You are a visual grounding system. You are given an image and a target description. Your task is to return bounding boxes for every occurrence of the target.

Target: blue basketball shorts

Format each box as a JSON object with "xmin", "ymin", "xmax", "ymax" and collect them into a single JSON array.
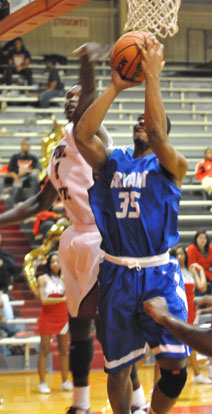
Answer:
[{"xmin": 98, "ymin": 256, "xmax": 190, "ymax": 373}]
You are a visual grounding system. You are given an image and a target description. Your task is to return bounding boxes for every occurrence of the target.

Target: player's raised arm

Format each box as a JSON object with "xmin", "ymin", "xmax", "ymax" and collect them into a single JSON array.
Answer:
[
  {"xmin": 139, "ymin": 37, "xmax": 188, "ymax": 186},
  {"xmin": 144, "ymin": 296, "xmax": 212, "ymax": 357},
  {"xmin": 74, "ymin": 71, "xmax": 137, "ymax": 171},
  {"xmin": 72, "ymin": 43, "xmax": 99, "ymax": 127}
]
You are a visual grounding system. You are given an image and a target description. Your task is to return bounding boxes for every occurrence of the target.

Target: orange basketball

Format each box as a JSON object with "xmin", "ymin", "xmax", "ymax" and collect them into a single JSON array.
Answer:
[{"xmin": 110, "ymin": 31, "xmax": 154, "ymax": 83}]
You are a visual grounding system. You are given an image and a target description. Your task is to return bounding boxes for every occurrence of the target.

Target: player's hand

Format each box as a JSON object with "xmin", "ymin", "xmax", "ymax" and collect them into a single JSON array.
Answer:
[
  {"xmin": 143, "ymin": 296, "xmax": 170, "ymax": 324},
  {"xmin": 72, "ymin": 42, "xmax": 111, "ymax": 61},
  {"xmin": 137, "ymin": 36, "xmax": 165, "ymax": 77},
  {"xmin": 195, "ymin": 295, "xmax": 212, "ymax": 315},
  {"xmin": 111, "ymin": 68, "xmax": 142, "ymax": 92}
]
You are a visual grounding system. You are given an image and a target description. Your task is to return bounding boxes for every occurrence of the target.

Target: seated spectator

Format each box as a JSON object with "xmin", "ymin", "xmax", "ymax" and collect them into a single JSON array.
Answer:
[
  {"xmin": 195, "ymin": 147, "xmax": 212, "ymax": 197},
  {"xmin": 33, "ymin": 209, "xmax": 64, "ymax": 240},
  {"xmin": 0, "ymin": 233, "xmax": 23, "ymax": 284},
  {"xmin": 187, "ymin": 230, "xmax": 212, "ymax": 291},
  {"xmin": 3, "ymin": 37, "xmax": 33, "ymax": 86},
  {"xmin": 38, "ymin": 56, "xmax": 64, "ymax": 108},
  {"xmin": 0, "ymin": 0, "xmax": 10, "ymax": 21},
  {"xmin": 7, "ymin": 139, "xmax": 41, "ymax": 205}
]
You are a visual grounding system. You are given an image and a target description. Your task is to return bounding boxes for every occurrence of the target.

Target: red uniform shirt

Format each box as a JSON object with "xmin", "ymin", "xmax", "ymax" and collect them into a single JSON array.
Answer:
[{"xmin": 195, "ymin": 159, "xmax": 212, "ymax": 180}]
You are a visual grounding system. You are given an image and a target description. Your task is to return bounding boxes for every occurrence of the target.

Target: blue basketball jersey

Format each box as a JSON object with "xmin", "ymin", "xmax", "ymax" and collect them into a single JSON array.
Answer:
[{"xmin": 88, "ymin": 147, "xmax": 181, "ymax": 257}]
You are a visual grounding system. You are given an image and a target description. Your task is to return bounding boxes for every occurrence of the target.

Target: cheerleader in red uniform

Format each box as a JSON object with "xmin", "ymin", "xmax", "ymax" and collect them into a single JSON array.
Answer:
[
  {"xmin": 37, "ymin": 251, "xmax": 73, "ymax": 393},
  {"xmin": 174, "ymin": 246, "xmax": 212, "ymax": 384}
]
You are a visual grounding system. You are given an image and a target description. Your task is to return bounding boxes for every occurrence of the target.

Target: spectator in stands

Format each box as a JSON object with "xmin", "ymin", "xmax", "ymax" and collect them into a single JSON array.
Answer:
[
  {"xmin": 187, "ymin": 230, "xmax": 212, "ymax": 290},
  {"xmin": 37, "ymin": 251, "xmax": 72, "ymax": 394},
  {"xmin": 0, "ymin": 271, "xmax": 19, "ymax": 340},
  {"xmin": 33, "ymin": 209, "xmax": 64, "ymax": 240},
  {"xmin": 8, "ymin": 139, "xmax": 41, "ymax": 205},
  {"xmin": 195, "ymin": 147, "xmax": 212, "ymax": 197},
  {"xmin": 3, "ymin": 37, "xmax": 33, "ymax": 86},
  {"xmin": 38, "ymin": 56, "xmax": 64, "ymax": 108},
  {"xmin": 0, "ymin": 233, "xmax": 23, "ymax": 284},
  {"xmin": 0, "ymin": 0, "xmax": 10, "ymax": 21}
]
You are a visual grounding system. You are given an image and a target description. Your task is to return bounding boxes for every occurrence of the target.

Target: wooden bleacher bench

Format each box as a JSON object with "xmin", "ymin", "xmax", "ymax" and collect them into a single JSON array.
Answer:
[
  {"xmin": 2, "ymin": 106, "xmax": 212, "ymax": 117},
  {"xmin": 182, "ymin": 184, "xmax": 203, "ymax": 190},
  {"xmin": 6, "ymin": 317, "xmax": 38, "ymax": 324},
  {"xmin": 1, "ymin": 116, "xmax": 212, "ymax": 131},
  {"xmin": 0, "ymin": 336, "xmax": 40, "ymax": 369},
  {"xmin": 180, "ymin": 200, "xmax": 212, "ymax": 207},
  {"xmin": 179, "ymin": 230, "xmax": 212, "ymax": 238},
  {"xmin": 179, "ymin": 214, "xmax": 212, "ymax": 222}
]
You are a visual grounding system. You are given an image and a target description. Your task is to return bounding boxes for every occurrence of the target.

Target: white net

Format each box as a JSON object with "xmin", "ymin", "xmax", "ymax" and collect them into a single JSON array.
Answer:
[{"xmin": 124, "ymin": 0, "xmax": 181, "ymax": 38}]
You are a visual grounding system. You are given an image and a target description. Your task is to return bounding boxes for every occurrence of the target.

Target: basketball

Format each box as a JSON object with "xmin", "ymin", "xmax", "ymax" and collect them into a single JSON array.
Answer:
[{"xmin": 110, "ymin": 31, "xmax": 154, "ymax": 83}]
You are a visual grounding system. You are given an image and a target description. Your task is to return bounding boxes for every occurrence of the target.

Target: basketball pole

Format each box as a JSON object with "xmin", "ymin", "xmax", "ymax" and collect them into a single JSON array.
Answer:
[{"xmin": 118, "ymin": 0, "xmax": 128, "ymax": 36}]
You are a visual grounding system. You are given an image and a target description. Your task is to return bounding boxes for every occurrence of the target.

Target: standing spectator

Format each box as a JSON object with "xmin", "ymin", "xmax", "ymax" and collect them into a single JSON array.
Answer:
[
  {"xmin": 8, "ymin": 139, "xmax": 41, "ymax": 205},
  {"xmin": 39, "ymin": 56, "xmax": 64, "ymax": 108},
  {"xmin": 3, "ymin": 37, "xmax": 33, "ymax": 86},
  {"xmin": 187, "ymin": 230, "xmax": 212, "ymax": 288},
  {"xmin": 37, "ymin": 251, "xmax": 73, "ymax": 394},
  {"xmin": 195, "ymin": 147, "xmax": 212, "ymax": 197}
]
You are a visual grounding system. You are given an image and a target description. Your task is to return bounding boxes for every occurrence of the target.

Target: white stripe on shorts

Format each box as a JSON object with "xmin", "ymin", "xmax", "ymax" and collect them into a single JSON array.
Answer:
[
  {"xmin": 152, "ymin": 343, "xmax": 189, "ymax": 356},
  {"xmin": 104, "ymin": 346, "xmax": 146, "ymax": 370}
]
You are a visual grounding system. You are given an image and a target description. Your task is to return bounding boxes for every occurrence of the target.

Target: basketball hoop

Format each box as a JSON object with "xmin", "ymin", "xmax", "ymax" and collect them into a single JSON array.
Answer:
[{"xmin": 124, "ymin": 0, "xmax": 181, "ymax": 38}]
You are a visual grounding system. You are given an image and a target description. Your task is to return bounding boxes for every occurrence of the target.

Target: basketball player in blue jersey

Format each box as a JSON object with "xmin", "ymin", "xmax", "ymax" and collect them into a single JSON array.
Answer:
[{"xmin": 74, "ymin": 37, "xmax": 189, "ymax": 414}]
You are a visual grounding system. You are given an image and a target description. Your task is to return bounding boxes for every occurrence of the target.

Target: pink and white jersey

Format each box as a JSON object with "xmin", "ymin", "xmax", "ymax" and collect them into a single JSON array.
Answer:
[
  {"xmin": 47, "ymin": 122, "xmax": 104, "ymax": 316},
  {"xmin": 48, "ymin": 122, "xmax": 96, "ymax": 227}
]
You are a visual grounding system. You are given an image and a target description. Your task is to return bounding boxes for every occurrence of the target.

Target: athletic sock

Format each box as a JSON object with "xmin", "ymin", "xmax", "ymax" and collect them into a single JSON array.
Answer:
[
  {"xmin": 132, "ymin": 384, "xmax": 146, "ymax": 407},
  {"xmin": 73, "ymin": 386, "xmax": 90, "ymax": 410}
]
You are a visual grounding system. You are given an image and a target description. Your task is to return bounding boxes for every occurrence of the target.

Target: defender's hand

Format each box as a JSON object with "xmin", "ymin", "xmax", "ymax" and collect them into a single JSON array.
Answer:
[
  {"xmin": 143, "ymin": 296, "xmax": 170, "ymax": 324},
  {"xmin": 72, "ymin": 42, "xmax": 110, "ymax": 61}
]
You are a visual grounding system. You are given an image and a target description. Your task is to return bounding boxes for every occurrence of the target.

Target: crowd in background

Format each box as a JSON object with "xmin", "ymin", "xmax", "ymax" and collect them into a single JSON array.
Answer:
[{"xmin": 0, "ymin": 37, "xmax": 65, "ymax": 109}]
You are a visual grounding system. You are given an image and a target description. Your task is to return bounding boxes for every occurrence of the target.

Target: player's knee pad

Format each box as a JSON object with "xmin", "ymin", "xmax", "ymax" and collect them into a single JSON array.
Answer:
[
  {"xmin": 69, "ymin": 336, "xmax": 94, "ymax": 378},
  {"xmin": 158, "ymin": 367, "xmax": 187, "ymax": 399}
]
